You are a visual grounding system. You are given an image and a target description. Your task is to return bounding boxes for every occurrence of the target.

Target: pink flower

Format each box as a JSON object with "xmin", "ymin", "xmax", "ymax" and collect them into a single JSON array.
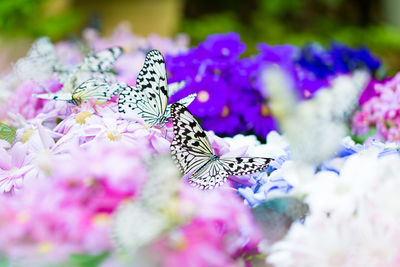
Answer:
[
  {"xmin": 0, "ymin": 79, "xmax": 63, "ymax": 121},
  {"xmin": 0, "ymin": 139, "xmax": 152, "ymax": 263},
  {"xmin": 151, "ymin": 186, "xmax": 262, "ymax": 267},
  {"xmin": 0, "ymin": 142, "xmax": 33, "ymax": 193},
  {"xmin": 353, "ymin": 72, "xmax": 400, "ymax": 141}
]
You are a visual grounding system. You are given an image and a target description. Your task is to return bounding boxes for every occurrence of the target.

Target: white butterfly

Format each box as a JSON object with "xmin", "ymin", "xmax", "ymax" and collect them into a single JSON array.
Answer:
[
  {"xmin": 78, "ymin": 46, "xmax": 124, "ymax": 73},
  {"xmin": 170, "ymin": 103, "xmax": 273, "ymax": 189},
  {"xmin": 34, "ymin": 78, "xmax": 126, "ymax": 105},
  {"xmin": 118, "ymin": 49, "xmax": 196, "ymax": 126},
  {"xmin": 15, "ymin": 37, "xmax": 65, "ymax": 82},
  {"xmin": 16, "ymin": 37, "xmax": 124, "ymax": 105}
]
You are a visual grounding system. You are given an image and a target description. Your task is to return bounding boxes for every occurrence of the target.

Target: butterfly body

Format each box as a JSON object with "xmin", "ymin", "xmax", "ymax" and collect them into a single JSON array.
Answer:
[
  {"xmin": 118, "ymin": 49, "xmax": 196, "ymax": 127},
  {"xmin": 171, "ymin": 103, "xmax": 272, "ymax": 189}
]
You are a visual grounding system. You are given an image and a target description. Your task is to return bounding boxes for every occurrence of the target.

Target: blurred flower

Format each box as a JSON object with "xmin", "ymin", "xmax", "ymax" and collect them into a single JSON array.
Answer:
[
  {"xmin": 0, "ymin": 142, "xmax": 32, "ymax": 193},
  {"xmin": 353, "ymin": 72, "xmax": 400, "ymax": 141},
  {"xmin": 267, "ymin": 144, "xmax": 400, "ymax": 267},
  {"xmin": 264, "ymin": 65, "xmax": 369, "ymax": 164},
  {"xmin": 113, "ymin": 155, "xmax": 180, "ymax": 253},
  {"xmin": 152, "ymin": 187, "xmax": 263, "ymax": 267},
  {"xmin": 0, "ymin": 26, "xmax": 392, "ymax": 266},
  {"xmin": 297, "ymin": 42, "xmax": 381, "ymax": 79}
]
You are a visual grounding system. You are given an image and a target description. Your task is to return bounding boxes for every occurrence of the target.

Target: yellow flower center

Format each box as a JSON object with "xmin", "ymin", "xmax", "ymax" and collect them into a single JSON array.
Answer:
[
  {"xmin": 83, "ymin": 178, "xmax": 96, "ymax": 187},
  {"xmin": 197, "ymin": 90, "xmax": 210, "ymax": 103},
  {"xmin": 304, "ymin": 90, "xmax": 311, "ymax": 98},
  {"xmin": 161, "ymin": 197, "xmax": 180, "ymax": 221},
  {"xmin": 221, "ymin": 105, "xmax": 230, "ymax": 118},
  {"xmin": 21, "ymin": 128, "xmax": 34, "ymax": 143},
  {"xmin": 92, "ymin": 213, "xmax": 111, "ymax": 226},
  {"xmin": 169, "ymin": 231, "xmax": 186, "ymax": 251},
  {"xmin": 75, "ymin": 111, "xmax": 92, "ymax": 124},
  {"xmin": 261, "ymin": 104, "xmax": 270, "ymax": 117},
  {"xmin": 37, "ymin": 242, "xmax": 54, "ymax": 254},
  {"xmin": 16, "ymin": 211, "xmax": 30, "ymax": 223},
  {"xmin": 107, "ymin": 129, "xmax": 122, "ymax": 141}
]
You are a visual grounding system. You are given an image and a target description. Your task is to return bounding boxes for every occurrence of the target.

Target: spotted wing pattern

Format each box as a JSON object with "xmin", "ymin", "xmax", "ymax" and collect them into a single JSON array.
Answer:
[
  {"xmin": 164, "ymin": 93, "xmax": 197, "ymax": 119},
  {"xmin": 219, "ymin": 157, "xmax": 273, "ymax": 176},
  {"xmin": 118, "ymin": 84, "xmax": 168, "ymax": 126},
  {"xmin": 118, "ymin": 50, "xmax": 193, "ymax": 126},
  {"xmin": 170, "ymin": 103, "xmax": 272, "ymax": 189},
  {"xmin": 79, "ymin": 47, "xmax": 123, "ymax": 73},
  {"xmin": 34, "ymin": 78, "xmax": 122, "ymax": 105},
  {"xmin": 71, "ymin": 78, "xmax": 122, "ymax": 105}
]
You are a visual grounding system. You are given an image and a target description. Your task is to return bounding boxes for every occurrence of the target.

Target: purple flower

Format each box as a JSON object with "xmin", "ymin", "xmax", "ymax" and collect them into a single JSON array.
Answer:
[
  {"xmin": 358, "ymin": 78, "xmax": 386, "ymax": 105},
  {"xmin": 297, "ymin": 42, "xmax": 381, "ymax": 77},
  {"xmin": 172, "ymin": 77, "xmax": 230, "ymax": 117},
  {"xmin": 242, "ymin": 100, "xmax": 279, "ymax": 139},
  {"xmin": 297, "ymin": 43, "xmax": 334, "ymax": 79},
  {"xmin": 196, "ymin": 32, "xmax": 246, "ymax": 61},
  {"xmin": 256, "ymin": 43, "xmax": 298, "ymax": 79},
  {"xmin": 330, "ymin": 42, "xmax": 381, "ymax": 73}
]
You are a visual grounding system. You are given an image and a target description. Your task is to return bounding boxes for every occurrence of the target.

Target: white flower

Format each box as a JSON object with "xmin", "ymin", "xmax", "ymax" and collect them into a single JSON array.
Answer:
[
  {"xmin": 267, "ymin": 145, "xmax": 400, "ymax": 267},
  {"xmin": 262, "ymin": 66, "xmax": 369, "ymax": 164}
]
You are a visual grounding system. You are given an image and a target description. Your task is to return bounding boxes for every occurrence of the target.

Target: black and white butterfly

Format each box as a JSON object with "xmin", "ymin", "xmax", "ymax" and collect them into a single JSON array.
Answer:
[
  {"xmin": 34, "ymin": 78, "xmax": 126, "ymax": 105},
  {"xmin": 78, "ymin": 46, "xmax": 123, "ymax": 73},
  {"xmin": 171, "ymin": 103, "xmax": 273, "ymax": 189},
  {"xmin": 17, "ymin": 37, "xmax": 124, "ymax": 105},
  {"xmin": 15, "ymin": 37, "xmax": 65, "ymax": 82},
  {"xmin": 118, "ymin": 50, "xmax": 196, "ymax": 127}
]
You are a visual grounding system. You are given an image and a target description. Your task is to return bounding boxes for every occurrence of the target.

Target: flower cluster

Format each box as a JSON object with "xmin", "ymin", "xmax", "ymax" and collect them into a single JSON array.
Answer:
[
  {"xmin": 0, "ymin": 27, "xmax": 286, "ymax": 266},
  {"xmin": 353, "ymin": 73, "xmax": 400, "ymax": 142},
  {"xmin": 266, "ymin": 141, "xmax": 400, "ymax": 267},
  {"xmin": 165, "ymin": 34, "xmax": 380, "ymax": 139},
  {"xmin": 0, "ymin": 24, "xmax": 394, "ymax": 267}
]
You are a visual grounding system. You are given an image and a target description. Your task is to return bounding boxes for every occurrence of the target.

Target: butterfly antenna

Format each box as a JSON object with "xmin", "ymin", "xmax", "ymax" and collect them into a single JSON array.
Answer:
[{"xmin": 32, "ymin": 79, "xmax": 51, "ymax": 94}]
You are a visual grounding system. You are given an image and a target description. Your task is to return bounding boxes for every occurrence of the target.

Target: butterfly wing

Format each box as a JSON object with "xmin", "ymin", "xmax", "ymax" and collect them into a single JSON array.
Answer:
[
  {"xmin": 34, "ymin": 92, "xmax": 73, "ymax": 101},
  {"xmin": 28, "ymin": 37, "xmax": 57, "ymax": 61},
  {"xmin": 189, "ymin": 157, "xmax": 272, "ymax": 189},
  {"xmin": 79, "ymin": 47, "xmax": 123, "ymax": 73},
  {"xmin": 164, "ymin": 93, "xmax": 197, "ymax": 118},
  {"xmin": 168, "ymin": 81, "xmax": 186, "ymax": 96},
  {"xmin": 170, "ymin": 103, "xmax": 214, "ymax": 175},
  {"xmin": 189, "ymin": 159, "xmax": 230, "ymax": 189},
  {"xmin": 15, "ymin": 37, "xmax": 61, "ymax": 81},
  {"xmin": 72, "ymin": 78, "xmax": 120, "ymax": 104},
  {"xmin": 218, "ymin": 157, "xmax": 272, "ymax": 176},
  {"xmin": 135, "ymin": 50, "xmax": 169, "ymax": 115},
  {"xmin": 171, "ymin": 103, "xmax": 273, "ymax": 189},
  {"xmin": 118, "ymin": 50, "xmax": 170, "ymax": 126}
]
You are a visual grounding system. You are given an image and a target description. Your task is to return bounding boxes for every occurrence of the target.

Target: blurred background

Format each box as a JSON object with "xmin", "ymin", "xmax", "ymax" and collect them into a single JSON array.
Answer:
[{"xmin": 1, "ymin": 0, "xmax": 400, "ymax": 74}]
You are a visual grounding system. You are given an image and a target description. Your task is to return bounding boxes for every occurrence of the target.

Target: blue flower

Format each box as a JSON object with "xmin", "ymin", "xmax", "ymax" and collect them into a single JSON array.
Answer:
[
  {"xmin": 238, "ymin": 171, "xmax": 293, "ymax": 207},
  {"xmin": 298, "ymin": 42, "xmax": 381, "ymax": 78}
]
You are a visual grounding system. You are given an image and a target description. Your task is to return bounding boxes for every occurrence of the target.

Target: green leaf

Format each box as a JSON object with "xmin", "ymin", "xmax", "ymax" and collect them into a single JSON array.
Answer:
[
  {"xmin": 351, "ymin": 127, "xmax": 377, "ymax": 144},
  {"xmin": 0, "ymin": 122, "xmax": 16, "ymax": 144},
  {"xmin": 69, "ymin": 252, "xmax": 109, "ymax": 267},
  {"xmin": 0, "ymin": 257, "xmax": 9, "ymax": 267}
]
